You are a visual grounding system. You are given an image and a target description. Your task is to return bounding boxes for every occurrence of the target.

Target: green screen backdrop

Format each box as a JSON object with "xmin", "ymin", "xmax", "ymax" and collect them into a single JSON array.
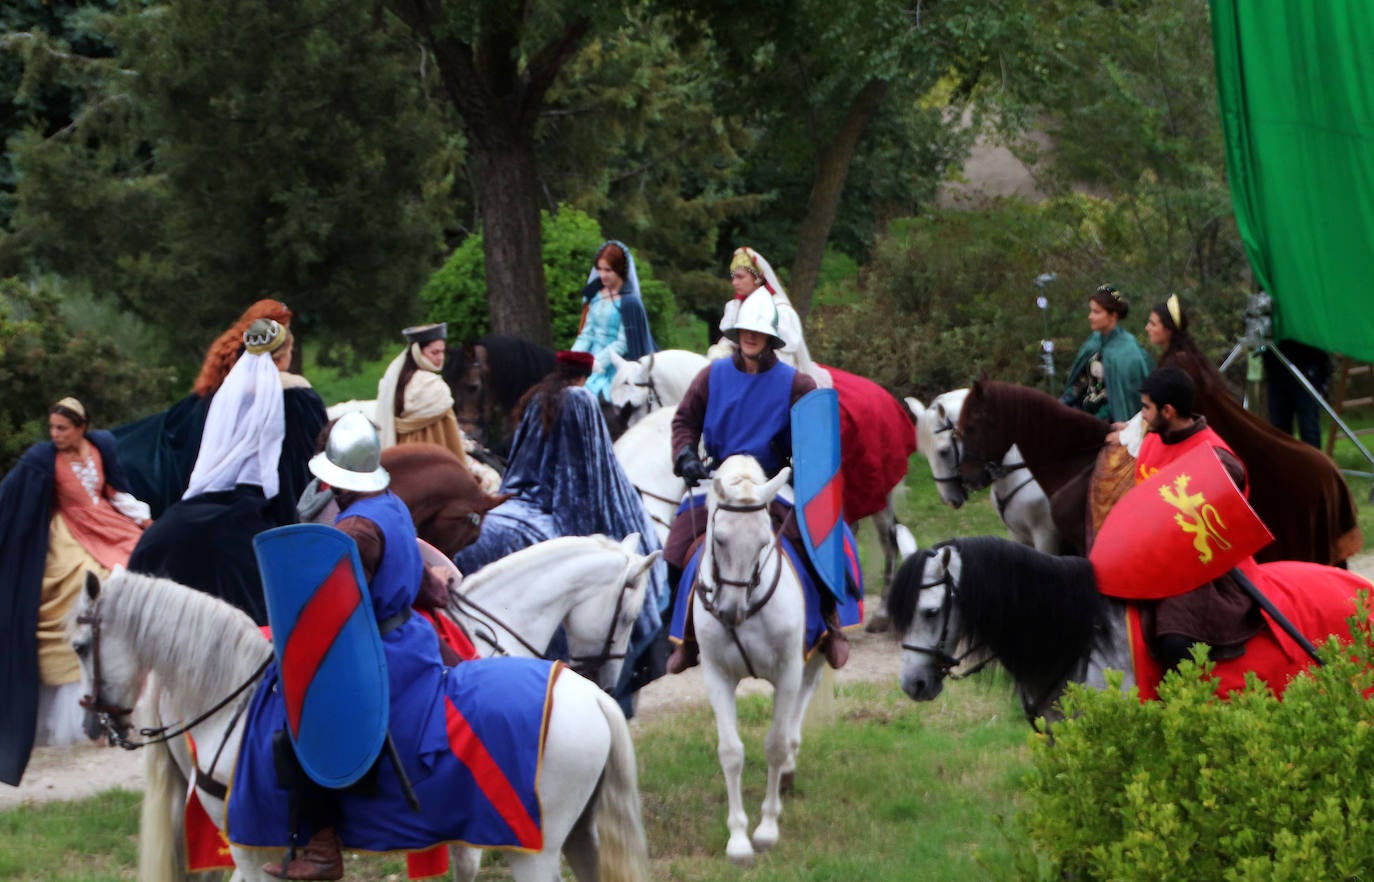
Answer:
[{"xmin": 1211, "ymin": 0, "xmax": 1374, "ymax": 361}]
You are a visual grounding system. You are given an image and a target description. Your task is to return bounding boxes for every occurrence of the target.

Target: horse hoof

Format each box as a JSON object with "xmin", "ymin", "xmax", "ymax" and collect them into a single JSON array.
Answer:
[
  {"xmin": 865, "ymin": 614, "xmax": 890, "ymax": 633},
  {"xmin": 752, "ymin": 826, "xmax": 779, "ymax": 853},
  {"xmin": 779, "ymin": 770, "xmax": 795, "ymax": 794},
  {"xmin": 726, "ymin": 840, "xmax": 755, "ymax": 866}
]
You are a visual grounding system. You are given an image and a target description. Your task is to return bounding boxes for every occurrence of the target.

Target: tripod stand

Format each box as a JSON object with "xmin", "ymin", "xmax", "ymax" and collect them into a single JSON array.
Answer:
[{"xmin": 1219, "ymin": 338, "xmax": 1374, "ymax": 484}]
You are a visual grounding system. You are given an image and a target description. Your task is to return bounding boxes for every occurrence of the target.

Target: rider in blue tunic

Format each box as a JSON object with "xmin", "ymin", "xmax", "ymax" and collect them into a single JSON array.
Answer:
[
  {"xmin": 570, "ymin": 240, "xmax": 655, "ymax": 401},
  {"xmin": 663, "ymin": 289, "xmax": 851, "ymax": 674},
  {"xmin": 233, "ymin": 413, "xmax": 557, "ymax": 880}
]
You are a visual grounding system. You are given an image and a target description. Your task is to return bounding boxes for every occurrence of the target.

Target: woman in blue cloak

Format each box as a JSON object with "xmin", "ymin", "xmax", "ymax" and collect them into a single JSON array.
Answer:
[{"xmin": 570, "ymin": 240, "xmax": 656, "ymax": 401}]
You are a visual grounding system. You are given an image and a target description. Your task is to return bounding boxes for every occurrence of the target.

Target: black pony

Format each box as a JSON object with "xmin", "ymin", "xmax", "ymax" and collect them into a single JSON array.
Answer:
[{"xmin": 888, "ymin": 536, "xmax": 1114, "ymax": 721}]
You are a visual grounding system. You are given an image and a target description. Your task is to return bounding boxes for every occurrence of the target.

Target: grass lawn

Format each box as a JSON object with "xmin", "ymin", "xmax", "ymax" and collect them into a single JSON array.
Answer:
[{"xmin": 0, "ymin": 681, "xmax": 1034, "ymax": 882}]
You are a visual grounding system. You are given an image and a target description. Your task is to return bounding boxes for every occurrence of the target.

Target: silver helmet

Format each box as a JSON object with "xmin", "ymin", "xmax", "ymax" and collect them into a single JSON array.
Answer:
[
  {"xmin": 308, "ymin": 411, "xmax": 390, "ymax": 492},
  {"xmin": 725, "ymin": 289, "xmax": 785, "ymax": 349}
]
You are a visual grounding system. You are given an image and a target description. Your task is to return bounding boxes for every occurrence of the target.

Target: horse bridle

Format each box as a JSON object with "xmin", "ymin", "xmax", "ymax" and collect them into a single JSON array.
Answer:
[
  {"xmin": 695, "ymin": 500, "xmax": 789, "ymax": 678},
  {"xmin": 929, "ymin": 416, "xmax": 967, "ymax": 491},
  {"xmin": 76, "ymin": 600, "xmax": 269, "ymax": 752},
  {"xmin": 897, "ymin": 564, "xmax": 990, "ymax": 681},
  {"xmin": 448, "ymin": 567, "xmax": 644, "ymax": 686},
  {"xmin": 932, "ymin": 416, "xmax": 1030, "ymax": 511},
  {"xmin": 628, "ymin": 352, "xmax": 663, "ymax": 413}
]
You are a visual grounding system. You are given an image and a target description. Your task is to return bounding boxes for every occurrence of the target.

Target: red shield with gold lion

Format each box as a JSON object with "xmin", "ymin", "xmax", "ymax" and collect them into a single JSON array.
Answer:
[{"xmin": 1091, "ymin": 444, "xmax": 1273, "ymax": 599}]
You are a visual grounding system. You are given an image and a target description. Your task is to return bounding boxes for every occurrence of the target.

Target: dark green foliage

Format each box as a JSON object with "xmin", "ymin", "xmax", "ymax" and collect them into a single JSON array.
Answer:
[
  {"xmin": 1015, "ymin": 611, "xmax": 1374, "ymax": 880},
  {"xmin": 9, "ymin": 0, "xmax": 453, "ymax": 368},
  {"xmin": 419, "ymin": 206, "xmax": 677, "ymax": 348},
  {"xmin": 0, "ymin": 276, "xmax": 176, "ymax": 473},
  {"xmin": 811, "ymin": 195, "xmax": 1250, "ymax": 402}
]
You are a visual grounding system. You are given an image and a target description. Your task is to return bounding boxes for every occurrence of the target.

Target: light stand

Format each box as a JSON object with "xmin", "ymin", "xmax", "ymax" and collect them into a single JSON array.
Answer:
[
  {"xmin": 1218, "ymin": 292, "xmax": 1374, "ymax": 482},
  {"xmin": 1034, "ymin": 273, "xmax": 1057, "ymax": 393}
]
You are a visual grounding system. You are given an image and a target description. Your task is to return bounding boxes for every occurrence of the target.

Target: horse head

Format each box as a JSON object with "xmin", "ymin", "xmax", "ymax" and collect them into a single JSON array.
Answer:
[
  {"xmin": 445, "ymin": 341, "xmax": 488, "ymax": 444},
  {"xmin": 890, "ymin": 543, "xmax": 964, "ymax": 702},
  {"xmin": 71, "ymin": 570, "xmax": 139, "ymax": 744},
  {"xmin": 605, "ymin": 350, "xmax": 656, "ymax": 436},
  {"xmin": 563, "ymin": 533, "xmax": 662, "ymax": 692},
  {"xmin": 700, "ymin": 456, "xmax": 791, "ymax": 627},
  {"xmin": 911, "ymin": 390, "xmax": 971, "ymax": 508},
  {"xmin": 955, "ymin": 381, "xmax": 1013, "ymax": 491}
]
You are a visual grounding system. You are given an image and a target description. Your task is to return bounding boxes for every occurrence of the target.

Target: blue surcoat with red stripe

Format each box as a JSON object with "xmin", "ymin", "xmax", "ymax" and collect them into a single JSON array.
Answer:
[{"xmin": 228, "ymin": 492, "xmax": 556, "ymax": 853}]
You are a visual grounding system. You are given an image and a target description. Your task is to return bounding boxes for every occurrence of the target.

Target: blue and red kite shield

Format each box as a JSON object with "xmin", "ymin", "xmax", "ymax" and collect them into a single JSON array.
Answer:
[
  {"xmin": 254, "ymin": 524, "xmax": 388, "ymax": 789},
  {"xmin": 1091, "ymin": 444, "xmax": 1273, "ymax": 600},
  {"xmin": 791, "ymin": 389, "xmax": 847, "ymax": 601}
]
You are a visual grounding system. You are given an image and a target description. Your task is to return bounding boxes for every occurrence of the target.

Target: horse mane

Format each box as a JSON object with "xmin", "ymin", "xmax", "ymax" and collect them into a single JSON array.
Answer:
[
  {"xmin": 458, "ymin": 534, "xmax": 624, "ymax": 596},
  {"xmin": 478, "ymin": 334, "xmax": 557, "ymax": 410},
  {"xmin": 101, "ymin": 569, "xmax": 271, "ymax": 701},
  {"xmin": 889, "ymin": 537, "xmax": 1106, "ymax": 699}
]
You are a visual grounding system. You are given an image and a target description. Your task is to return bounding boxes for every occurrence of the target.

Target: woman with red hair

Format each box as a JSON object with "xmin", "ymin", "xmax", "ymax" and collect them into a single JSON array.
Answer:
[{"xmin": 112, "ymin": 299, "xmax": 326, "ymax": 521}]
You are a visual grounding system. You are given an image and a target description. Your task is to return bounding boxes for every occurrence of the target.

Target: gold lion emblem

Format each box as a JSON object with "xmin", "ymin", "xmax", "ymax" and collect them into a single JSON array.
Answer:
[{"xmin": 1159, "ymin": 473, "xmax": 1232, "ymax": 564}]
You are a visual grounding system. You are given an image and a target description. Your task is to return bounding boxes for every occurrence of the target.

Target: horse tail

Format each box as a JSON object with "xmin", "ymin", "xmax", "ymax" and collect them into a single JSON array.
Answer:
[
  {"xmin": 591, "ymin": 688, "xmax": 650, "ymax": 882},
  {"xmin": 138, "ymin": 679, "xmax": 190, "ymax": 882}
]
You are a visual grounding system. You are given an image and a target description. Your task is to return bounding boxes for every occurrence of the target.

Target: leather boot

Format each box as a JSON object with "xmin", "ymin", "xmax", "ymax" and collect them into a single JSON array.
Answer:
[
  {"xmin": 666, "ymin": 640, "xmax": 699, "ymax": 674},
  {"xmin": 264, "ymin": 827, "xmax": 344, "ymax": 881},
  {"xmin": 822, "ymin": 611, "xmax": 850, "ymax": 670}
]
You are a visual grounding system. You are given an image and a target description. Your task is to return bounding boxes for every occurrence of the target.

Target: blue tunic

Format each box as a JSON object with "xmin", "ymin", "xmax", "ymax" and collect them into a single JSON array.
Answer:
[{"xmin": 702, "ymin": 358, "xmax": 796, "ymax": 474}]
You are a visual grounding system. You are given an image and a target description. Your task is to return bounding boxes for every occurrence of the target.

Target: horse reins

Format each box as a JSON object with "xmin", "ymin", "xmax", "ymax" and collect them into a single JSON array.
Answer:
[
  {"xmin": 77, "ymin": 603, "xmax": 271, "ymax": 752},
  {"xmin": 448, "ymin": 570, "xmax": 641, "ymax": 684}
]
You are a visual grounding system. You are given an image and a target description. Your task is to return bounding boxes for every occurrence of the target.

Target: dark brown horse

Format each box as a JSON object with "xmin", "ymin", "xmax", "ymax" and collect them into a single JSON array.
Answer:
[
  {"xmin": 312, "ymin": 443, "xmax": 508, "ymax": 558},
  {"xmin": 956, "ymin": 380, "xmax": 1110, "ymax": 554}
]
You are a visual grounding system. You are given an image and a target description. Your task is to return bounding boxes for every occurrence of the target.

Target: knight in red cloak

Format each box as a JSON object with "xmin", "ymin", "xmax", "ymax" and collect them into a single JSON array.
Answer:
[{"xmin": 1133, "ymin": 367, "xmax": 1265, "ymax": 669}]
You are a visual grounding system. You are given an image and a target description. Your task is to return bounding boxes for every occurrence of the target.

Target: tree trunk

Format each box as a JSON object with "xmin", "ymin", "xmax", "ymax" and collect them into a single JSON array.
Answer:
[
  {"xmin": 469, "ymin": 126, "xmax": 552, "ymax": 345},
  {"xmin": 382, "ymin": 1, "xmax": 588, "ymax": 347},
  {"xmin": 789, "ymin": 78, "xmax": 888, "ymax": 318}
]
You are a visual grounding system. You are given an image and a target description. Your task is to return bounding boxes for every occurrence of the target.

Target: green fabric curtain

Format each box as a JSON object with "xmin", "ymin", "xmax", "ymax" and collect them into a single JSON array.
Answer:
[{"xmin": 1211, "ymin": 1, "xmax": 1374, "ymax": 361}]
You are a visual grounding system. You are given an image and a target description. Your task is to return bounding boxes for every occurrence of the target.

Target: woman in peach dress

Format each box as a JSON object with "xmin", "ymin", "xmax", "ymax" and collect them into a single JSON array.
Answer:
[{"xmin": 0, "ymin": 397, "xmax": 149, "ymax": 785}]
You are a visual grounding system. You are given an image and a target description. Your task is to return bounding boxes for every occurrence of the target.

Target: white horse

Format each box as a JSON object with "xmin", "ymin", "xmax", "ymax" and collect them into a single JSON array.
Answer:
[
  {"xmin": 907, "ymin": 390, "xmax": 1060, "ymax": 553},
  {"xmin": 694, "ymin": 455, "xmax": 827, "ymax": 865},
  {"xmin": 612, "ymin": 406, "xmax": 685, "ymax": 546},
  {"xmin": 448, "ymin": 533, "xmax": 662, "ymax": 691},
  {"xmin": 74, "ymin": 569, "xmax": 650, "ymax": 882},
  {"xmin": 606, "ymin": 349, "xmax": 709, "ymax": 431},
  {"xmin": 138, "ymin": 533, "xmax": 658, "ymax": 882}
]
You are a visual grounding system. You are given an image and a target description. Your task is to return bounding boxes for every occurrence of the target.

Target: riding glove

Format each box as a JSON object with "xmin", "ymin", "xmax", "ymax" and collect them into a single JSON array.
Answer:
[{"xmin": 674, "ymin": 446, "xmax": 710, "ymax": 486}]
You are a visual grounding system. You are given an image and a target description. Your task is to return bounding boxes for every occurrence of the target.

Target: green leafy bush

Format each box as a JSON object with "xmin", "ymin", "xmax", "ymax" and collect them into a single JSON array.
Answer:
[
  {"xmin": 1012, "ymin": 609, "xmax": 1374, "ymax": 881},
  {"xmin": 0, "ymin": 277, "xmax": 177, "ymax": 473},
  {"xmin": 419, "ymin": 206, "xmax": 677, "ymax": 347}
]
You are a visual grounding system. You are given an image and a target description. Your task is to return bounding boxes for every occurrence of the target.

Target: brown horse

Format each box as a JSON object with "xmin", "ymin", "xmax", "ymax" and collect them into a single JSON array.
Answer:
[
  {"xmin": 958, "ymin": 379, "xmax": 1363, "ymax": 566},
  {"xmin": 312, "ymin": 443, "xmax": 508, "ymax": 558},
  {"xmin": 956, "ymin": 380, "xmax": 1110, "ymax": 555}
]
